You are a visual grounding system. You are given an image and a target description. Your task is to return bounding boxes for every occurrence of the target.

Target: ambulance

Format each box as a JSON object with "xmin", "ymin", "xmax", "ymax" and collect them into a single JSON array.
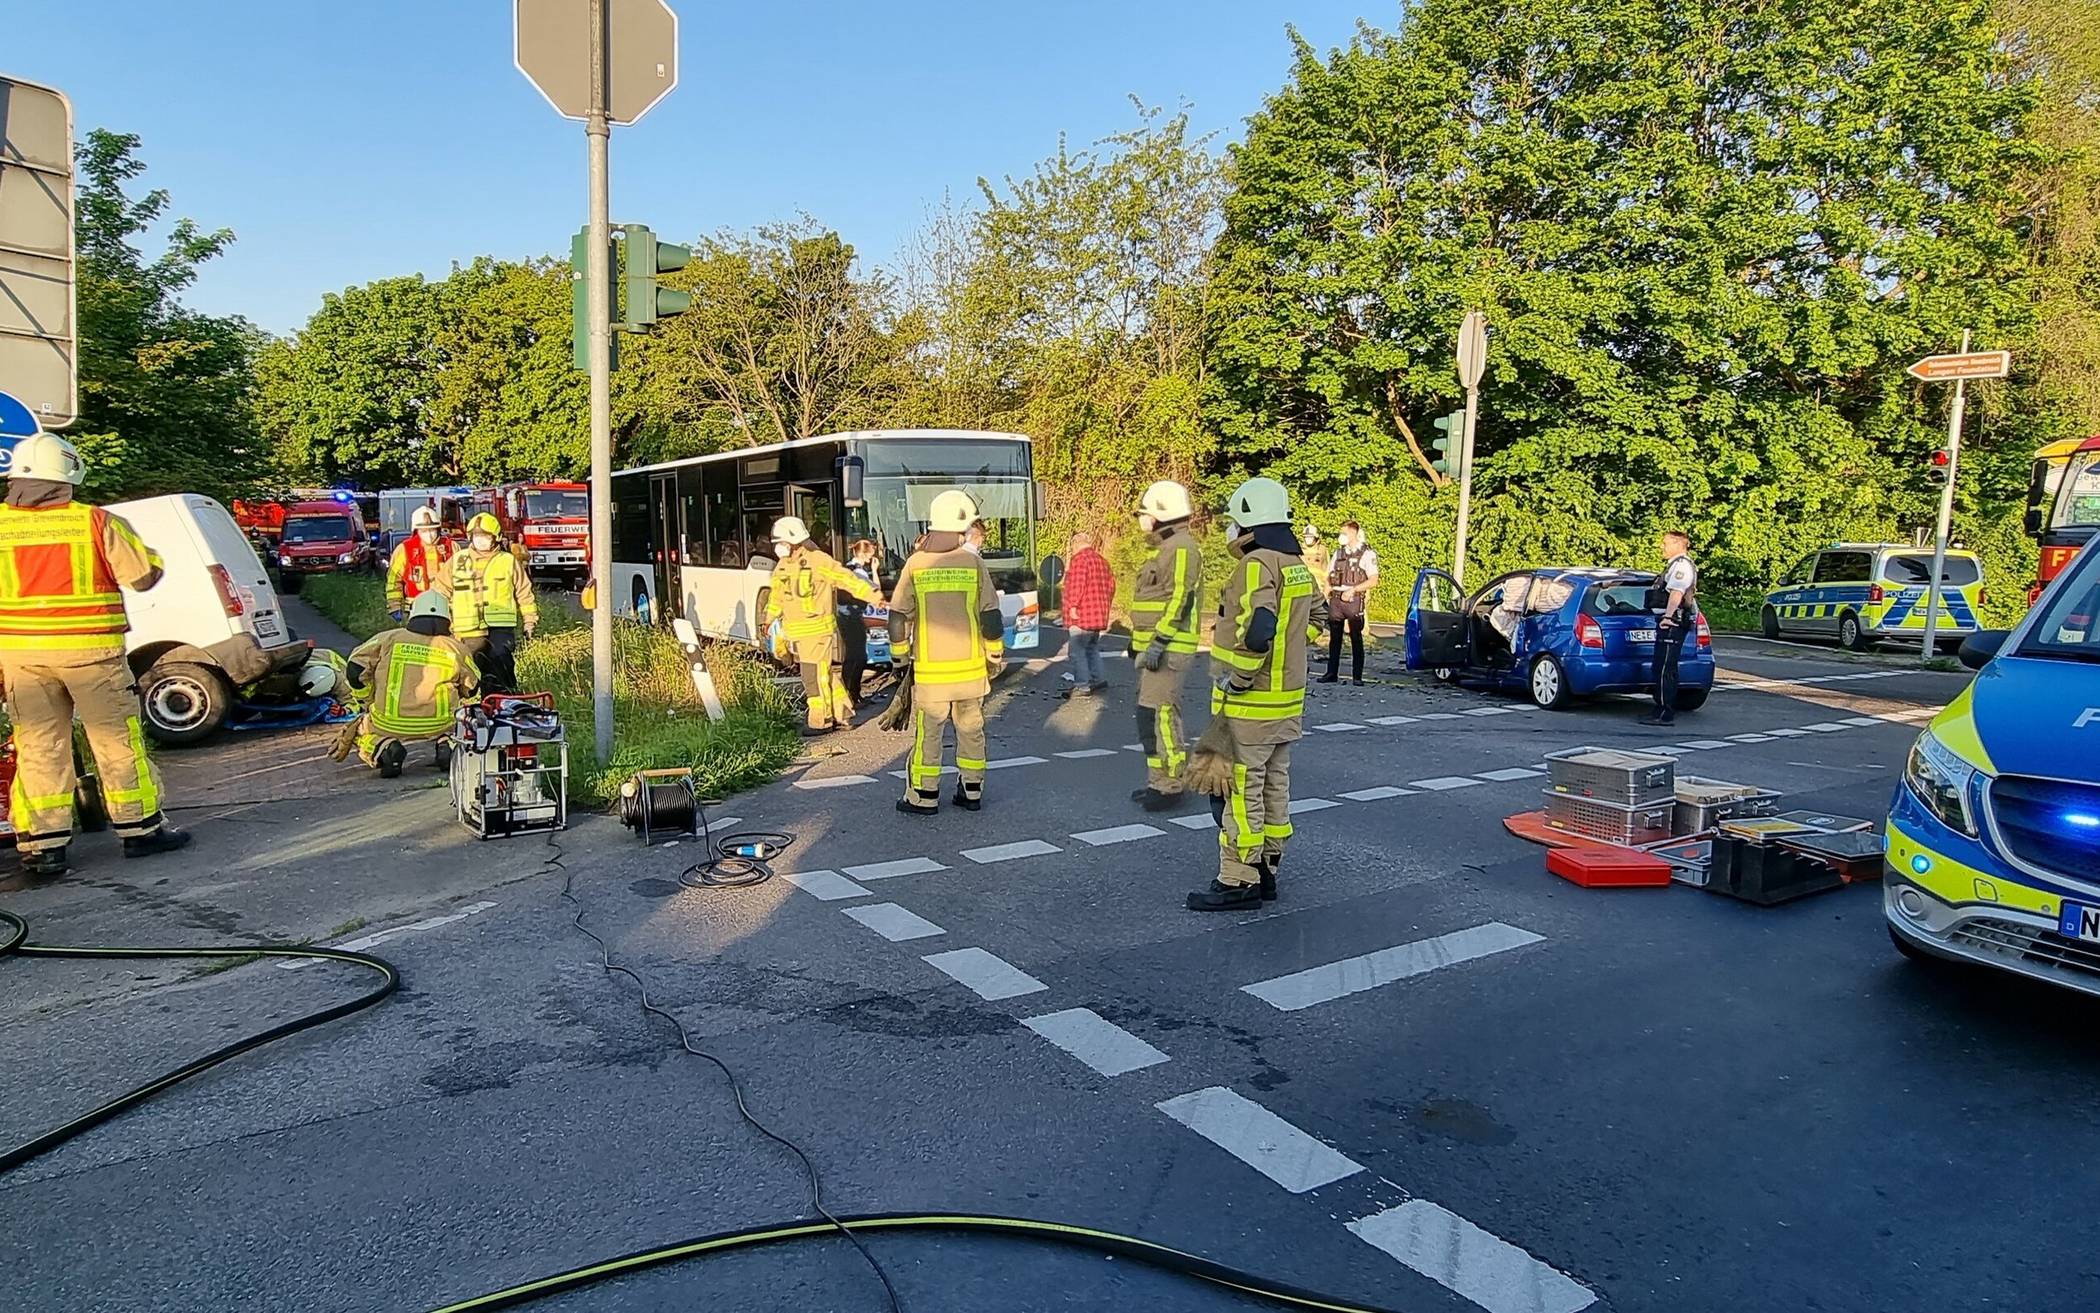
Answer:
[
  {"xmin": 1884, "ymin": 540, "xmax": 2100, "ymax": 996},
  {"xmin": 1760, "ymin": 543, "xmax": 1985, "ymax": 651}
]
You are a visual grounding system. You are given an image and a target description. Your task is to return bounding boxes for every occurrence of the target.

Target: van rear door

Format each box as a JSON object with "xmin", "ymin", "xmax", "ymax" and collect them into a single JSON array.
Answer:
[{"xmin": 184, "ymin": 496, "xmax": 293, "ymax": 649}]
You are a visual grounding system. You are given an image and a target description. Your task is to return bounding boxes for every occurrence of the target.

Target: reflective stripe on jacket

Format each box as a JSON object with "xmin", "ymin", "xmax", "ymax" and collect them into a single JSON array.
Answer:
[
  {"xmin": 348, "ymin": 629, "xmax": 479, "ymax": 738},
  {"xmin": 1211, "ymin": 545, "xmax": 1327, "ymax": 739},
  {"xmin": 888, "ymin": 545, "xmax": 1002, "ymax": 700},
  {"xmin": 386, "ymin": 536, "xmax": 454, "ymax": 612},
  {"xmin": 448, "ymin": 549, "xmax": 538, "ymax": 637},
  {"xmin": 1131, "ymin": 526, "xmax": 1201, "ymax": 653},
  {"xmin": 767, "ymin": 546, "xmax": 876, "ymax": 640},
  {"xmin": 0, "ymin": 503, "xmax": 163, "ymax": 655}
]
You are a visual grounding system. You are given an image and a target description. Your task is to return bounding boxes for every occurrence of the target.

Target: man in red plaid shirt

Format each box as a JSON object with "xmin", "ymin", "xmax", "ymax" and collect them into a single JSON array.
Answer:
[{"xmin": 1061, "ymin": 531, "xmax": 1115, "ymax": 696}]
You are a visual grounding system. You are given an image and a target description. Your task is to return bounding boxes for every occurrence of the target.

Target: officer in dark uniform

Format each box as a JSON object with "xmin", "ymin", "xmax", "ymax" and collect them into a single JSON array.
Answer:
[{"xmin": 1643, "ymin": 530, "xmax": 1698, "ymax": 726}]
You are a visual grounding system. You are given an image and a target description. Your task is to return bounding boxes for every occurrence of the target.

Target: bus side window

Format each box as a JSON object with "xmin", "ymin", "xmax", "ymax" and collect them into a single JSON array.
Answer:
[
  {"xmin": 703, "ymin": 462, "xmax": 740, "ymax": 566},
  {"xmin": 676, "ymin": 467, "xmax": 709, "ymax": 565}
]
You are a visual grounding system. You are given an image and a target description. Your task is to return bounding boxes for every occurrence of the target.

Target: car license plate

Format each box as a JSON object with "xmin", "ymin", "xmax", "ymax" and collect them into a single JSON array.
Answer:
[
  {"xmin": 2060, "ymin": 902, "xmax": 2100, "ymax": 944},
  {"xmin": 1629, "ymin": 628, "xmax": 1656, "ymax": 643}
]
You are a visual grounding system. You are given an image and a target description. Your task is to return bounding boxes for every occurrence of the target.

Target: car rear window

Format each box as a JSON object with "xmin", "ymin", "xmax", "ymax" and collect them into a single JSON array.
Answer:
[
  {"xmin": 282, "ymin": 515, "xmax": 352, "ymax": 544},
  {"xmin": 1883, "ymin": 554, "xmax": 1980, "ymax": 586},
  {"xmin": 1587, "ymin": 583, "xmax": 1654, "ymax": 616}
]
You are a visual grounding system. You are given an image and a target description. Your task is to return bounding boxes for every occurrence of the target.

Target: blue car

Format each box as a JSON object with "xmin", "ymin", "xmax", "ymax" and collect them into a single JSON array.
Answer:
[{"xmin": 1404, "ymin": 567, "xmax": 1716, "ymax": 710}]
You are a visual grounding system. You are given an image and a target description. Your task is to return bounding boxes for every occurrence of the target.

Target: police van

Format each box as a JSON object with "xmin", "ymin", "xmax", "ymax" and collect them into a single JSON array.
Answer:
[
  {"xmin": 1761, "ymin": 543, "xmax": 1985, "ymax": 651},
  {"xmin": 1884, "ymin": 541, "xmax": 2100, "ymax": 996}
]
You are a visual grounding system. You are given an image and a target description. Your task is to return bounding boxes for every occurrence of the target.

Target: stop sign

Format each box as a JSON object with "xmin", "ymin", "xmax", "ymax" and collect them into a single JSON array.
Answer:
[{"xmin": 515, "ymin": 0, "xmax": 679, "ymax": 125}]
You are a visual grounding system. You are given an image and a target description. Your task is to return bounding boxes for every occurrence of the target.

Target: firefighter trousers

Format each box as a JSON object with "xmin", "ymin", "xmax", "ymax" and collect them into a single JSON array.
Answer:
[
  {"xmin": 1136, "ymin": 652, "xmax": 1191, "ymax": 793},
  {"xmin": 791, "ymin": 633, "xmax": 850, "ymax": 730},
  {"xmin": 1217, "ymin": 737, "xmax": 1293, "ymax": 888},
  {"xmin": 3, "ymin": 655, "xmax": 167, "ymax": 854},
  {"xmin": 903, "ymin": 694, "xmax": 986, "ymax": 810}
]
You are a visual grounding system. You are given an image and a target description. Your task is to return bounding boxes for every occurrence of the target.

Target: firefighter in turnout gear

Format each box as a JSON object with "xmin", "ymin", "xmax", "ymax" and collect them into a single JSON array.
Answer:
[
  {"xmin": 0, "ymin": 431, "xmax": 189, "ymax": 879},
  {"xmin": 889, "ymin": 489, "xmax": 1004, "ymax": 816},
  {"xmin": 385, "ymin": 504, "xmax": 453, "ymax": 619},
  {"xmin": 765, "ymin": 516, "xmax": 878, "ymax": 733},
  {"xmin": 1130, "ymin": 480, "xmax": 1202, "ymax": 811},
  {"xmin": 444, "ymin": 512, "xmax": 537, "ymax": 694},
  {"xmin": 336, "ymin": 589, "xmax": 480, "ymax": 777},
  {"xmin": 1189, "ymin": 477, "xmax": 1327, "ymax": 911}
]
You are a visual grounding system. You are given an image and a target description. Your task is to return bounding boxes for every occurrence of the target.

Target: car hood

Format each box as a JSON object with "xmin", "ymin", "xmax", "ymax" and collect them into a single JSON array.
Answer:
[{"xmin": 1951, "ymin": 655, "xmax": 2100, "ymax": 780}]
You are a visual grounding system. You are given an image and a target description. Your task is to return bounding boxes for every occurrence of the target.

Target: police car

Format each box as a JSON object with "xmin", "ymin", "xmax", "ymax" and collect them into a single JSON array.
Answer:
[
  {"xmin": 1884, "ymin": 541, "xmax": 2100, "ymax": 996},
  {"xmin": 1761, "ymin": 543, "xmax": 1985, "ymax": 651}
]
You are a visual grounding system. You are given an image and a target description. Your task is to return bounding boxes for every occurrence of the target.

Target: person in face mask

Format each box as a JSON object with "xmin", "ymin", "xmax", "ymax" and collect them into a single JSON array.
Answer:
[
  {"xmin": 446, "ymin": 512, "xmax": 538, "ymax": 694},
  {"xmin": 385, "ymin": 504, "xmax": 454, "ymax": 621}
]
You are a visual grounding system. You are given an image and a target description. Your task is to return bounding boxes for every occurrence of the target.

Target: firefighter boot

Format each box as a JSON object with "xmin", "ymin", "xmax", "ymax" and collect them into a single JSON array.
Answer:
[
  {"xmin": 21, "ymin": 845, "xmax": 69, "ymax": 881},
  {"xmin": 1186, "ymin": 879, "xmax": 1264, "ymax": 911},
  {"xmin": 122, "ymin": 828, "xmax": 192, "ymax": 860},
  {"xmin": 377, "ymin": 741, "xmax": 408, "ymax": 778},
  {"xmin": 1260, "ymin": 856, "xmax": 1278, "ymax": 902}
]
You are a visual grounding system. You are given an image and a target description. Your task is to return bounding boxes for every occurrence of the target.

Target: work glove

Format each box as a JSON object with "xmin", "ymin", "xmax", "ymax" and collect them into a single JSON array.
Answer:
[
  {"xmin": 987, "ymin": 654, "xmax": 1007, "ymax": 680},
  {"xmin": 1136, "ymin": 643, "xmax": 1167, "ymax": 672},
  {"xmin": 390, "ymin": 610, "xmax": 404, "ymax": 623}
]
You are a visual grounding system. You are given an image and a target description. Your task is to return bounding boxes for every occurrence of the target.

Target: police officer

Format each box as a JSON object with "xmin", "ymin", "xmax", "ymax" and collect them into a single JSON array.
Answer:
[
  {"xmin": 1190, "ymin": 477, "xmax": 1326, "ymax": 911},
  {"xmin": 1130, "ymin": 480, "xmax": 1201, "ymax": 811},
  {"xmin": 336, "ymin": 590, "xmax": 480, "ymax": 776},
  {"xmin": 765, "ymin": 515, "xmax": 878, "ymax": 734},
  {"xmin": 446, "ymin": 511, "xmax": 537, "ymax": 694},
  {"xmin": 889, "ymin": 490, "xmax": 1004, "ymax": 816},
  {"xmin": 1643, "ymin": 529, "xmax": 1699, "ymax": 727},
  {"xmin": 0, "ymin": 432, "xmax": 189, "ymax": 878},
  {"xmin": 385, "ymin": 504, "xmax": 452, "ymax": 620}
]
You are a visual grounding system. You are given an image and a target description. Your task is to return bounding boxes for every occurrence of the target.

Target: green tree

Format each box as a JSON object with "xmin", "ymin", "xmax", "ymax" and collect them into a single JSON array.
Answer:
[
  {"xmin": 69, "ymin": 129, "xmax": 269, "ymax": 503},
  {"xmin": 426, "ymin": 257, "xmax": 590, "ymax": 482}
]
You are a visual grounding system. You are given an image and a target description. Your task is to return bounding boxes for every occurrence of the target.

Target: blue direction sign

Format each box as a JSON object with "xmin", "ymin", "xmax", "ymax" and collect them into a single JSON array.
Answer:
[{"xmin": 0, "ymin": 390, "xmax": 42, "ymax": 476}]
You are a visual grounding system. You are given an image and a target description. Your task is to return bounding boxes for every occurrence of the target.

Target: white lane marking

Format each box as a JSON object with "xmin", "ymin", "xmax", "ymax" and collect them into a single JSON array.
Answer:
[
  {"xmin": 1341, "ymin": 786, "xmax": 1414, "ymax": 802},
  {"xmin": 842, "ymin": 903, "xmax": 946, "ymax": 941},
  {"xmin": 1072, "ymin": 822, "xmax": 1167, "ymax": 846},
  {"xmin": 1764, "ymin": 727, "xmax": 1811, "ymax": 737},
  {"xmin": 1287, "ymin": 797, "xmax": 1339, "ymax": 815},
  {"xmin": 1416, "ymin": 712, "xmax": 1463, "ymax": 721},
  {"xmin": 843, "ymin": 856, "xmax": 949, "ymax": 881},
  {"xmin": 1121, "ymin": 743, "xmax": 1145, "ymax": 752},
  {"xmin": 923, "ymin": 947, "xmax": 1047, "ymax": 1000},
  {"xmin": 1055, "ymin": 748, "xmax": 1120, "ymax": 759},
  {"xmin": 216, "ymin": 750, "xmax": 334, "ymax": 785},
  {"xmin": 1881, "ymin": 706, "xmax": 1941, "ymax": 723},
  {"xmin": 1368, "ymin": 715, "xmax": 1418, "ymax": 726},
  {"xmin": 1023, "ymin": 1007, "xmax": 1169, "ymax": 1076},
  {"xmin": 1678, "ymin": 739, "xmax": 1733, "ymax": 749},
  {"xmin": 1646, "ymin": 746, "xmax": 1696, "ymax": 755},
  {"xmin": 1409, "ymin": 776, "xmax": 1481, "ymax": 791},
  {"xmin": 888, "ymin": 767, "xmax": 957, "ymax": 780},
  {"xmin": 1841, "ymin": 716, "xmax": 1884, "ymax": 726},
  {"xmin": 1242, "ymin": 922, "xmax": 1546, "ymax": 1012},
  {"xmin": 1313, "ymin": 722, "xmax": 1366, "ymax": 733},
  {"xmin": 987, "ymin": 755, "xmax": 1047, "ymax": 769},
  {"xmin": 1169, "ymin": 813, "xmax": 1216, "ymax": 830},
  {"xmin": 1349, "ymin": 1200, "xmax": 1596, "ymax": 1313},
  {"xmin": 1476, "ymin": 767, "xmax": 1543, "ymax": 782},
  {"xmin": 1462, "ymin": 706, "xmax": 1520, "ymax": 717},
  {"xmin": 280, "ymin": 901, "xmax": 497, "ymax": 970},
  {"xmin": 1801, "ymin": 722, "xmax": 1850, "ymax": 733},
  {"xmin": 781, "ymin": 869, "xmax": 870, "ymax": 901},
  {"xmin": 961, "ymin": 838, "xmax": 1062, "ymax": 864},
  {"xmin": 1156, "ymin": 1087, "xmax": 1363, "ymax": 1194},
  {"xmin": 1726, "ymin": 733, "xmax": 1773, "ymax": 743},
  {"xmin": 794, "ymin": 774, "xmax": 878, "ymax": 790}
]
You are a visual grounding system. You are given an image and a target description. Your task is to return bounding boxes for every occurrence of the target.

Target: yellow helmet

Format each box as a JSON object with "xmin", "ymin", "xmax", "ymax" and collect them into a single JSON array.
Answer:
[
  {"xmin": 467, "ymin": 512, "xmax": 501, "ymax": 537},
  {"xmin": 927, "ymin": 489, "xmax": 978, "ymax": 534}
]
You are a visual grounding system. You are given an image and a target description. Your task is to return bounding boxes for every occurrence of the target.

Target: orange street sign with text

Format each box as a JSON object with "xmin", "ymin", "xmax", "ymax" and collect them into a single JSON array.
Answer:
[{"xmin": 1907, "ymin": 350, "xmax": 2010, "ymax": 382}]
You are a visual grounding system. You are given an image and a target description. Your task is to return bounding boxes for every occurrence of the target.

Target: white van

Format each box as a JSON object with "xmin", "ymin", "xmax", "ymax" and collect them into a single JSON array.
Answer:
[{"xmin": 110, "ymin": 493, "xmax": 311, "ymax": 744}]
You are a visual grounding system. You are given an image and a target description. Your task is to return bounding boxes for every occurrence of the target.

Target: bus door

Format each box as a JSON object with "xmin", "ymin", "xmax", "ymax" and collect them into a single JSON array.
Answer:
[
  {"xmin": 649, "ymin": 472, "xmax": 682, "ymax": 623},
  {"xmin": 788, "ymin": 483, "xmax": 836, "ymax": 554}
]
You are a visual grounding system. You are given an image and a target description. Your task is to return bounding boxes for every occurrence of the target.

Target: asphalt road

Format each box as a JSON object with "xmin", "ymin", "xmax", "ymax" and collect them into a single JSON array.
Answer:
[{"xmin": 4, "ymin": 633, "xmax": 2095, "ymax": 1313}]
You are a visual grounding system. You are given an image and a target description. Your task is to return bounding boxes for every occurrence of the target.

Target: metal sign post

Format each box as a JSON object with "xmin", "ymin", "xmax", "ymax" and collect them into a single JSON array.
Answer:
[
  {"xmin": 1907, "ymin": 333, "xmax": 2008, "ymax": 660},
  {"xmin": 516, "ymin": 0, "xmax": 678, "ymax": 766},
  {"xmin": 1453, "ymin": 310, "xmax": 1488, "ymax": 588}
]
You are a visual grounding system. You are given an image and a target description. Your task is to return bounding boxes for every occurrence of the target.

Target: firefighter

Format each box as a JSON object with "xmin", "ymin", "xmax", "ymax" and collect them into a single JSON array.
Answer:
[
  {"xmin": 1189, "ymin": 476, "xmax": 1327, "ymax": 911},
  {"xmin": 446, "ymin": 511, "xmax": 537, "ymax": 694},
  {"xmin": 889, "ymin": 490, "xmax": 1004, "ymax": 816},
  {"xmin": 1130, "ymin": 480, "xmax": 1202, "ymax": 811},
  {"xmin": 385, "ymin": 504, "xmax": 452, "ymax": 620},
  {"xmin": 0, "ymin": 431, "xmax": 188, "ymax": 878},
  {"xmin": 764, "ymin": 516, "xmax": 878, "ymax": 733},
  {"xmin": 334, "ymin": 590, "xmax": 479, "ymax": 777}
]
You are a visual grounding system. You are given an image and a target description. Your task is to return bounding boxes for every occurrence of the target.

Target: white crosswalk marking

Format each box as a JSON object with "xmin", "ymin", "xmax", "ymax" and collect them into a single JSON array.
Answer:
[
  {"xmin": 1287, "ymin": 797, "xmax": 1339, "ymax": 814},
  {"xmin": 1410, "ymin": 776, "xmax": 1481, "ymax": 791},
  {"xmin": 1677, "ymin": 739, "xmax": 1733, "ymax": 749},
  {"xmin": 1417, "ymin": 712, "xmax": 1463, "ymax": 721},
  {"xmin": 1368, "ymin": 715, "xmax": 1418, "ymax": 726},
  {"xmin": 794, "ymin": 774, "xmax": 878, "ymax": 790},
  {"xmin": 1764, "ymin": 727, "xmax": 1811, "ymax": 737},
  {"xmin": 961, "ymin": 839, "xmax": 1062, "ymax": 864},
  {"xmin": 843, "ymin": 857, "xmax": 949, "ymax": 882},
  {"xmin": 781, "ymin": 869, "xmax": 869, "ymax": 901},
  {"xmin": 1349, "ymin": 1200, "xmax": 1596, "ymax": 1313},
  {"xmin": 1071, "ymin": 823, "xmax": 1166, "ymax": 846},
  {"xmin": 1242, "ymin": 922, "xmax": 1545, "ymax": 1012},
  {"xmin": 1313, "ymin": 722, "xmax": 1366, "ymax": 732},
  {"xmin": 1462, "ymin": 706, "xmax": 1521, "ymax": 717},
  {"xmin": 1169, "ymin": 813, "xmax": 1216, "ymax": 830},
  {"xmin": 986, "ymin": 755, "xmax": 1047, "ymax": 769},
  {"xmin": 1155, "ymin": 1087, "xmax": 1362, "ymax": 1193},
  {"xmin": 1340, "ymin": 786, "xmax": 1414, "ymax": 802},
  {"xmin": 1476, "ymin": 767, "xmax": 1543, "ymax": 782},
  {"xmin": 1726, "ymin": 733, "xmax": 1773, "ymax": 743},
  {"xmin": 1801, "ymin": 722, "xmax": 1850, "ymax": 733},
  {"xmin": 842, "ymin": 903, "xmax": 946, "ymax": 941},
  {"xmin": 922, "ymin": 947, "xmax": 1047, "ymax": 1000},
  {"xmin": 1055, "ymin": 748, "xmax": 1120, "ymax": 759},
  {"xmin": 1841, "ymin": 716, "xmax": 1884, "ymax": 726},
  {"xmin": 1023, "ymin": 1008, "xmax": 1169, "ymax": 1076}
]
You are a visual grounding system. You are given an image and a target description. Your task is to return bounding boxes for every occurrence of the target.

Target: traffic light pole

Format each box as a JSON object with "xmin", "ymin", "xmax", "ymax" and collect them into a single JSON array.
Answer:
[
  {"xmin": 1920, "ymin": 328, "xmax": 1970, "ymax": 661},
  {"xmin": 585, "ymin": 0, "xmax": 615, "ymax": 764},
  {"xmin": 1453, "ymin": 383, "xmax": 1479, "ymax": 589}
]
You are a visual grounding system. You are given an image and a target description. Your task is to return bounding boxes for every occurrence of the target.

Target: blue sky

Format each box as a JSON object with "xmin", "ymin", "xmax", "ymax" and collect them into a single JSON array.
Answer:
[{"xmin": 14, "ymin": 1, "xmax": 1387, "ymax": 334}]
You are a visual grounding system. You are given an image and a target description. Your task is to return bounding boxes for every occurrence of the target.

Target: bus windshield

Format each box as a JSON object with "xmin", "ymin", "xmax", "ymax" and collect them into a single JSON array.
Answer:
[
  {"xmin": 862, "ymin": 476, "xmax": 1037, "ymax": 592},
  {"xmin": 526, "ymin": 489, "xmax": 588, "ymax": 520}
]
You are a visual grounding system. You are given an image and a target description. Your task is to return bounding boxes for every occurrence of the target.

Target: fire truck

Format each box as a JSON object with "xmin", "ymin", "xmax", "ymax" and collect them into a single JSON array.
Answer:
[
  {"xmin": 479, "ymin": 481, "xmax": 590, "ymax": 584},
  {"xmin": 2025, "ymin": 435, "xmax": 2100, "ymax": 600}
]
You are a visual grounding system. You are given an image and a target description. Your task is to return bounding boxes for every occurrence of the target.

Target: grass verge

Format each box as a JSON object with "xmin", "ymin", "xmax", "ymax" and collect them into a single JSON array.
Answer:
[{"xmin": 296, "ymin": 570, "xmax": 586, "ymax": 645}]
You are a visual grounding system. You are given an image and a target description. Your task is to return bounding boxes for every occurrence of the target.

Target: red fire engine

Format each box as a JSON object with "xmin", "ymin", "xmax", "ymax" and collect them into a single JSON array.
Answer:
[{"xmin": 479, "ymin": 481, "xmax": 590, "ymax": 583}]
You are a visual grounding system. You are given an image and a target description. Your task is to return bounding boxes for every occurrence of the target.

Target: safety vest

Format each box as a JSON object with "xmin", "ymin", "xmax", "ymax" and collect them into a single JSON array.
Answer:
[
  {"xmin": 1211, "ymin": 547, "xmax": 1321, "ymax": 727},
  {"xmin": 387, "ymin": 535, "xmax": 453, "ymax": 610},
  {"xmin": 449, "ymin": 550, "xmax": 536, "ymax": 637},
  {"xmin": 894, "ymin": 546, "xmax": 1002, "ymax": 698},
  {"xmin": 767, "ymin": 546, "xmax": 873, "ymax": 641},
  {"xmin": 1131, "ymin": 526, "xmax": 1202, "ymax": 654},
  {"xmin": 352, "ymin": 629, "xmax": 476, "ymax": 738},
  {"xmin": 0, "ymin": 503, "xmax": 148, "ymax": 655}
]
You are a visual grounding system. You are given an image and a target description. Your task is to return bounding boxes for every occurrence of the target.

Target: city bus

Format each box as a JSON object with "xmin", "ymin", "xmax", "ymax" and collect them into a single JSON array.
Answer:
[
  {"xmin": 607, "ymin": 429, "xmax": 1044, "ymax": 654},
  {"xmin": 2025, "ymin": 435, "xmax": 2100, "ymax": 598}
]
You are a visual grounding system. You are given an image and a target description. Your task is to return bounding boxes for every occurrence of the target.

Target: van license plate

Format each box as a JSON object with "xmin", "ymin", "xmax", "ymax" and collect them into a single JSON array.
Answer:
[
  {"xmin": 1629, "ymin": 629, "xmax": 1656, "ymax": 643},
  {"xmin": 254, "ymin": 613, "xmax": 281, "ymax": 640},
  {"xmin": 2060, "ymin": 902, "xmax": 2100, "ymax": 945}
]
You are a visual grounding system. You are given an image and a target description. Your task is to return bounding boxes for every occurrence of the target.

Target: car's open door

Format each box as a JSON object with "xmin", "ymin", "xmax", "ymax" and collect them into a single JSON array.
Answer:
[{"xmin": 1405, "ymin": 568, "xmax": 1469, "ymax": 670}]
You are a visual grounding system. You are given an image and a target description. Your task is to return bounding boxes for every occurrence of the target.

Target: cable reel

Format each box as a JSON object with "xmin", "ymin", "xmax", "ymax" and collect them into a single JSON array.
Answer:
[{"xmin": 618, "ymin": 767, "xmax": 711, "ymax": 845}]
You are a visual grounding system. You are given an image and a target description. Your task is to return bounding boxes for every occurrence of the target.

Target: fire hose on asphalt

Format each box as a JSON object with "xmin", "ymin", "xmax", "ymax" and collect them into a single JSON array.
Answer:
[{"xmin": 0, "ymin": 886, "xmax": 1413, "ymax": 1313}]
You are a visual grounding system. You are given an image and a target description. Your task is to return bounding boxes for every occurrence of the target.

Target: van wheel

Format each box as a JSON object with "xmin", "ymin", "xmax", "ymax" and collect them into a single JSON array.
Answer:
[
  {"xmin": 1432, "ymin": 666, "xmax": 1460, "ymax": 684},
  {"xmin": 1760, "ymin": 606, "xmax": 1781, "ymax": 639},
  {"xmin": 140, "ymin": 662, "xmax": 231, "ymax": 746},
  {"xmin": 1838, "ymin": 611, "xmax": 1869, "ymax": 651}
]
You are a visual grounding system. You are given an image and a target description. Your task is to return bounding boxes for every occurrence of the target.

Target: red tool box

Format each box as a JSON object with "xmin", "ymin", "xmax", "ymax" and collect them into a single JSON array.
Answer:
[{"xmin": 1546, "ymin": 845, "xmax": 1673, "ymax": 888}]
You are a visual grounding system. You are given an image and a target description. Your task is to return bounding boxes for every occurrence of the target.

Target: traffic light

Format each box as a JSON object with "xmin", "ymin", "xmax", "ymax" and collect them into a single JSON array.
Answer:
[
  {"xmin": 620, "ymin": 224, "xmax": 693, "ymax": 328},
  {"xmin": 1429, "ymin": 411, "xmax": 1466, "ymax": 477},
  {"xmin": 1931, "ymin": 448, "xmax": 1953, "ymax": 478},
  {"xmin": 570, "ymin": 227, "xmax": 618, "ymax": 372}
]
